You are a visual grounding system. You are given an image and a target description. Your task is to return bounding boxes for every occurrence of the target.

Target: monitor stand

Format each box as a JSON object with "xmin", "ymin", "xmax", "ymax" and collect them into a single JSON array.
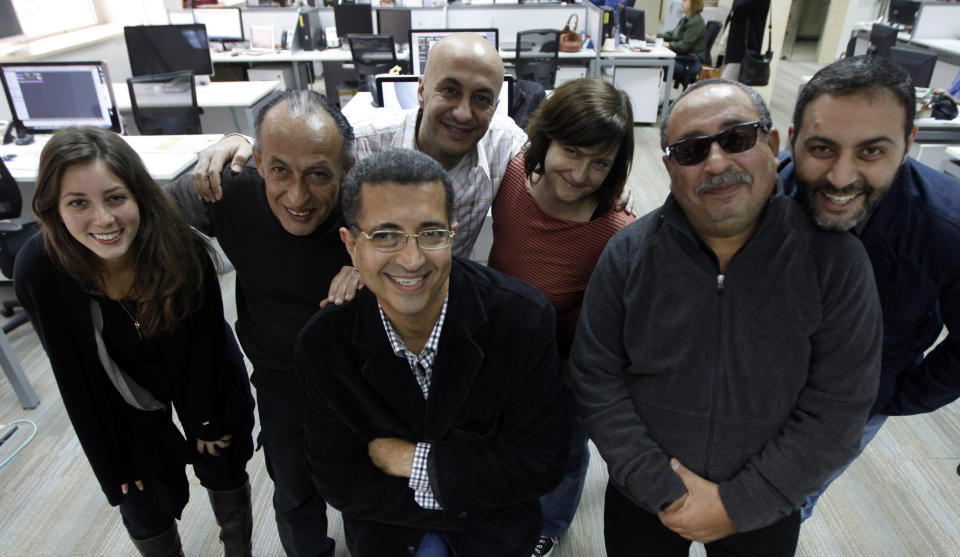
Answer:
[{"xmin": 2, "ymin": 122, "xmax": 33, "ymax": 146}]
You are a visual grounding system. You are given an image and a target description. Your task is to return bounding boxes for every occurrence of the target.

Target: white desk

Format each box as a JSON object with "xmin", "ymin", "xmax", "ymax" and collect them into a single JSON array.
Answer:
[
  {"xmin": 599, "ymin": 45, "xmax": 676, "ymax": 123},
  {"xmin": 212, "ymin": 47, "xmax": 411, "ymax": 89},
  {"xmin": 112, "ymin": 81, "xmax": 281, "ymax": 136},
  {"xmin": 943, "ymin": 145, "xmax": 960, "ymax": 178}
]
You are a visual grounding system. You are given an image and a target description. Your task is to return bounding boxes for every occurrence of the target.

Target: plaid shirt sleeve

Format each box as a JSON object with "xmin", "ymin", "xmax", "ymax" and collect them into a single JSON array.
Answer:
[{"xmin": 408, "ymin": 441, "xmax": 442, "ymax": 510}]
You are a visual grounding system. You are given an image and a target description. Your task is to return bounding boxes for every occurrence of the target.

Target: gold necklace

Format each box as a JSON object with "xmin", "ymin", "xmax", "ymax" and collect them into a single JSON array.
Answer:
[{"xmin": 118, "ymin": 300, "xmax": 142, "ymax": 340}]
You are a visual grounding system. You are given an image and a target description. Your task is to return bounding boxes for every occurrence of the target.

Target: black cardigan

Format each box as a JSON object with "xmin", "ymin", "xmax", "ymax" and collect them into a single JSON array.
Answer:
[{"xmin": 14, "ymin": 234, "xmax": 254, "ymax": 505}]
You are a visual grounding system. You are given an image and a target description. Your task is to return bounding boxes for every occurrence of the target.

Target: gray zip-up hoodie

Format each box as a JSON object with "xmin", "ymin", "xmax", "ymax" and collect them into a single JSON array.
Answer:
[{"xmin": 571, "ymin": 193, "xmax": 882, "ymax": 533}]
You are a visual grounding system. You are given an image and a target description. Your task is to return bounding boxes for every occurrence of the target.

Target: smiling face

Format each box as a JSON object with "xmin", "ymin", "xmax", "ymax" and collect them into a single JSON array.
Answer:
[
  {"xmin": 790, "ymin": 91, "xmax": 914, "ymax": 231},
  {"xmin": 540, "ymin": 140, "xmax": 618, "ymax": 209},
  {"xmin": 58, "ymin": 160, "xmax": 140, "ymax": 271},
  {"xmin": 417, "ymin": 34, "xmax": 503, "ymax": 170},
  {"xmin": 254, "ymin": 104, "xmax": 347, "ymax": 236},
  {"xmin": 340, "ymin": 181, "xmax": 455, "ymax": 334},
  {"xmin": 663, "ymin": 84, "xmax": 779, "ymax": 247}
]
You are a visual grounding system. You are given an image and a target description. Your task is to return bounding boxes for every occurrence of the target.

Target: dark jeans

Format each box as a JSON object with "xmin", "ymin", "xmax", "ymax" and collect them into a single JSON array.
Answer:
[
  {"xmin": 118, "ymin": 432, "xmax": 252, "ymax": 540},
  {"xmin": 604, "ymin": 481, "xmax": 800, "ymax": 557},
  {"xmin": 252, "ymin": 367, "xmax": 335, "ymax": 557}
]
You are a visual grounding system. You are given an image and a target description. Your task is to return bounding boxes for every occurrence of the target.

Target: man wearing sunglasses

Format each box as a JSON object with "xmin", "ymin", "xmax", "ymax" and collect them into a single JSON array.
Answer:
[
  {"xmin": 779, "ymin": 56, "xmax": 960, "ymax": 520},
  {"xmin": 295, "ymin": 149, "xmax": 569, "ymax": 557},
  {"xmin": 572, "ymin": 79, "xmax": 882, "ymax": 556}
]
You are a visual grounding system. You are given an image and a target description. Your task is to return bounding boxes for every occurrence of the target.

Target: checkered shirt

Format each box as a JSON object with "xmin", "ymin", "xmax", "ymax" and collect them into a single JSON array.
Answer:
[
  {"xmin": 377, "ymin": 293, "xmax": 449, "ymax": 510},
  {"xmin": 347, "ymin": 107, "xmax": 527, "ymax": 258}
]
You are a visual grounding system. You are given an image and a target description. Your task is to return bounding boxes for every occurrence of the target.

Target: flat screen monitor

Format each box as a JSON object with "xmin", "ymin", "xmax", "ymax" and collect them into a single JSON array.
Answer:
[
  {"xmin": 0, "ymin": 61, "xmax": 121, "ymax": 134},
  {"xmin": 194, "ymin": 7, "xmax": 244, "ymax": 42},
  {"xmin": 890, "ymin": 46, "xmax": 937, "ymax": 88},
  {"xmin": 868, "ymin": 23, "xmax": 898, "ymax": 58},
  {"xmin": 408, "ymin": 29, "xmax": 498, "ymax": 76},
  {"xmin": 334, "ymin": 4, "xmax": 373, "ymax": 41},
  {"xmin": 377, "ymin": 8, "xmax": 411, "ymax": 47},
  {"xmin": 124, "ymin": 24, "xmax": 213, "ymax": 77},
  {"xmin": 620, "ymin": 7, "xmax": 644, "ymax": 41},
  {"xmin": 889, "ymin": 0, "xmax": 922, "ymax": 29},
  {"xmin": 376, "ymin": 74, "xmax": 513, "ymax": 117}
]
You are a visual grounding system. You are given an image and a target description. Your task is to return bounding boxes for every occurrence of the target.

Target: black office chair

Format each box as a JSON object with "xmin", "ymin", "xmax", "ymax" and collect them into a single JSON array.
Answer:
[
  {"xmin": 126, "ymin": 70, "xmax": 203, "ymax": 135},
  {"xmin": 347, "ymin": 34, "xmax": 399, "ymax": 92},
  {"xmin": 673, "ymin": 20, "xmax": 723, "ymax": 91},
  {"xmin": 515, "ymin": 29, "xmax": 561, "ymax": 90},
  {"xmin": 0, "ymin": 158, "xmax": 38, "ymax": 334}
]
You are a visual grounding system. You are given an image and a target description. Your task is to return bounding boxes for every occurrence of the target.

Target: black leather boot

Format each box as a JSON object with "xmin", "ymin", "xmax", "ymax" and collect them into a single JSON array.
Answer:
[
  {"xmin": 130, "ymin": 522, "xmax": 185, "ymax": 557},
  {"xmin": 207, "ymin": 481, "xmax": 253, "ymax": 557}
]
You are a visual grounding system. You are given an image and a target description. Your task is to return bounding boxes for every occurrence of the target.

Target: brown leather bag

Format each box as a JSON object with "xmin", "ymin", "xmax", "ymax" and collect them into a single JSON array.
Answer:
[{"xmin": 559, "ymin": 14, "xmax": 583, "ymax": 53}]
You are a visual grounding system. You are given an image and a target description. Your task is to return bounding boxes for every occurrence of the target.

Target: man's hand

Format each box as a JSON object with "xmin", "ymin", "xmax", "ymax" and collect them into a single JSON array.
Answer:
[
  {"xmin": 192, "ymin": 135, "xmax": 255, "ymax": 202},
  {"xmin": 196, "ymin": 434, "xmax": 232, "ymax": 456},
  {"xmin": 319, "ymin": 266, "xmax": 364, "ymax": 309},
  {"xmin": 368, "ymin": 437, "xmax": 416, "ymax": 478},
  {"xmin": 658, "ymin": 458, "xmax": 737, "ymax": 543}
]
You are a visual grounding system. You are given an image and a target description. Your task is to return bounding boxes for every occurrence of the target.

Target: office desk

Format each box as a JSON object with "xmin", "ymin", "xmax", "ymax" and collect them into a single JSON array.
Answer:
[
  {"xmin": 599, "ymin": 45, "xmax": 676, "ymax": 123},
  {"xmin": 944, "ymin": 145, "xmax": 960, "ymax": 178},
  {"xmin": 112, "ymin": 81, "xmax": 281, "ymax": 136},
  {"xmin": 211, "ymin": 47, "xmax": 411, "ymax": 89}
]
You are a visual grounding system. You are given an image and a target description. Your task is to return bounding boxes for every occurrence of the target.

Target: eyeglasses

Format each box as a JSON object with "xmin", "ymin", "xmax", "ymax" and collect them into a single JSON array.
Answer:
[
  {"xmin": 665, "ymin": 121, "xmax": 769, "ymax": 166},
  {"xmin": 359, "ymin": 229, "xmax": 455, "ymax": 252}
]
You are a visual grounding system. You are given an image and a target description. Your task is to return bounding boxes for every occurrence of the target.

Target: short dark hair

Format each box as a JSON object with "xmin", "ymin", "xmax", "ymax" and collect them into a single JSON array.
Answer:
[
  {"xmin": 342, "ymin": 149, "xmax": 455, "ymax": 230},
  {"xmin": 792, "ymin": 55, "xmax": 915, "ymax": 144},
  {"xmin": 524, "ymin": 77, "xmax": 634, "ymax": 215},
  {"xmin": 253, "ymin": 89, "xmax": 355, "ymax": 167},
  {"xmin": 660, "ymin": 78, "xmax": 773, "ymax": 150}
]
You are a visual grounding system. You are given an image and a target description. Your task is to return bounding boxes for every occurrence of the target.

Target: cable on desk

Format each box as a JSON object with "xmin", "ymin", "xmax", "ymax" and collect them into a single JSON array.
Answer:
[{"xmin": 0, "ymin": 419, "xmax": 38, "ymax": 469}]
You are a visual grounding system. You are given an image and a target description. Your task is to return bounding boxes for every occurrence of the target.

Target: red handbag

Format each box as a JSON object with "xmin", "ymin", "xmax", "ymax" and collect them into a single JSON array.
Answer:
[{"xmin": 559, "ymin": 14, "xmax": 583, "ymax": 53}]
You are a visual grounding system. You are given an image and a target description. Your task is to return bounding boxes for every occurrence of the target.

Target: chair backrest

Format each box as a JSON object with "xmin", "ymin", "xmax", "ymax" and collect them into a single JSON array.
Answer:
[
  {"xmin": 703, "ymin": 20, "xmax": 722, "ymax": 66},
  {"xmin": 0, "ymin": 158, "xmax": 22, "ymax": 222},
  {"xmin": 515, "ymin": 29, "xmax": 561, "ymax": 90},
  {"xmin": 348, "ymin": 34, "xmax": 399, "ymax": 89},
  {"xmin": 126, "ymin": 70, "xmax": 202, "ymax": 135}
]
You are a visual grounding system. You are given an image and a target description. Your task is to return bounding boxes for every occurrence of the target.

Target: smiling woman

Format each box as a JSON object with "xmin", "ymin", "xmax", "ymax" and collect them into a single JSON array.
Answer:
[{"xmin": 14, "ymin": 126, "xmax": 256, "ymax": 556}]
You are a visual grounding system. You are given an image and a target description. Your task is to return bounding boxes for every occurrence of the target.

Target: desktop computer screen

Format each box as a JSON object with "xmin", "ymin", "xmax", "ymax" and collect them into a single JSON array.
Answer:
[
  {"xmin": 889, "ymin": 0, "xmax": 922, "ymax": 29},
  {"xmin": 377, "ymin": 75, "xmax": 512, "ymax": 117},
  {"xmin": 377, "ymin": 8, "xmax": 411, "ymax": 48},
  {"xmin": 890, "ymin": 47, "xmax": 937, "ymax": 88},
  {"xmin": 194, "ymin": 7, "xmax": 244, "ymax": 42},
  {"xmin": 408, "ymin": 29, "xmax": 498, "ymax": 76},
  {"xmin": 124, "ymin": 24, "xmax": 214, "ymax": 77},
  {"xmin": 0, "ymin": 61, "xmax": 121, "ymax": 133},
  {"xmin": 620, "ymin": 7, "xmax": 645, "ymax": 41},
  {"xmin": 334, "ymin": 4, "xmax": 374, "ymax": 41}
]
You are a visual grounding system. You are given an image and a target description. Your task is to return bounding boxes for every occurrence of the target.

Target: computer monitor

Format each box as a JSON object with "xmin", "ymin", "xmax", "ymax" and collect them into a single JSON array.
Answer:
[
  {"xmin": 890, "ymin": 46, "xmax": 938, "ymax": 88},
  {"xmin": 124, "ymin": 24, "xmax": 214, "ymax": 77},
  {"xmin": 408, "ymin": 29, "xmax": 498, "ymax": 76},
  {"xmin": 376, "ymin": 74, "xmax": 513, "ymax": 117},
  {"xmin": 620, "ymin": 7, "xmax": 645, "ymax": 41},
  {"xmin": 889, "ymin": 0, "xmax": 922, "ymax": 29},
  {"xmin": 868, "ymin": 23, "xmax": 898, "ymax": 58},
  {"xmin": 0, "ymin": 61, "xmax": 121, "ymax": 134},
  {"xmin": 193, "ymin": 7, "xmax": 244, "ymax": 42},
  {"xmin": 377, "ymin": 8, "xmax": 411, "ymax": 48},
  {"xmin": 334, "ymin": 4, "xmax": 373, "ymax": 41}
]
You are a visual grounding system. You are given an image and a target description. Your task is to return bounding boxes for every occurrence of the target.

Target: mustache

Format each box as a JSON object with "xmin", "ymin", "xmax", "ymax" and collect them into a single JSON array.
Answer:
[
  {"xmin": 695, "ymin": 170, "xmax": 753, "ymax": 196},
  {"xmin": 803, "ymin": 178, "xmax": 868, "ymax": 196}
]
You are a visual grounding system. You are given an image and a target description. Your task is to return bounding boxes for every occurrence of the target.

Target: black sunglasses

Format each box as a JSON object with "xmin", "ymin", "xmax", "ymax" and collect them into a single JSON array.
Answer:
[{"xmin": 665, "ymin": 121, "xmax": 769, "ymax": 166}]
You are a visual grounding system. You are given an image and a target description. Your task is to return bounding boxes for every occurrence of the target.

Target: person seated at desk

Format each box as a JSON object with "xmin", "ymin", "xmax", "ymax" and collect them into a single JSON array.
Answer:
[
  {"xmin": 648, "ymin": 0, "xmax": 707, "ymax": 75},
  {"xmin": 15, "ymin": 126, "xmax": 256, "ymax": 557}
]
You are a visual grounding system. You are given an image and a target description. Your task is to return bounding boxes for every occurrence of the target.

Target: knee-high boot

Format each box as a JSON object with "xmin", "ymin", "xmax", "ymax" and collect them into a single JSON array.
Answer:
[
  {"xmin": 207, "ymin": 481, "xmax": 254, "ymax": 557},
  {"xmin": 130, "ymin": 522, "xmax": 185, "ymax": 557}
]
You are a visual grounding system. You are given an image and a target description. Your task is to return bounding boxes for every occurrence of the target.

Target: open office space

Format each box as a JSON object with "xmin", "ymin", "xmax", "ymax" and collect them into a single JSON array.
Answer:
[{"xmin": 2, "ymin": 0, "xmax": 960, "ymax": 556}]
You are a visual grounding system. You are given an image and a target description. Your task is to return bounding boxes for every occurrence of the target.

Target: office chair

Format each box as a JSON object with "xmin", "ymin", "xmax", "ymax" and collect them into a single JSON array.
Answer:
[
  {"xmin": 673, "ymin": 20, "xmax": 723, "ymax": 90},
  {"xmin": 347, "ymin": 34, "xmax": 399, "ymax": 92},
  {"xmin": 126, "ymin": 70, "xmax": 203, "ymax": 135},
  {"xmin": 515, "ymin": 29, "xmax": 561, "ymax": 90},
  {"xmin": 0, "ymin": 158, "xmax": 38, "ymax": 334}
]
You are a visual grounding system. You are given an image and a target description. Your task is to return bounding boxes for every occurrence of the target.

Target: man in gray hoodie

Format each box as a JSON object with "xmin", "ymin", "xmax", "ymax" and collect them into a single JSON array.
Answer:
[{"xmin": 571, "ymin": 79, "xmax": 882, "ymax": 557}]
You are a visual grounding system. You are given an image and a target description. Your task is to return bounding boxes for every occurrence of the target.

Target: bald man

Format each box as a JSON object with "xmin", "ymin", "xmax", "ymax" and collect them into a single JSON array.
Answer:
[{"xmin": 193, "ymin": 33, "xmax": 527, "ymax": 257}]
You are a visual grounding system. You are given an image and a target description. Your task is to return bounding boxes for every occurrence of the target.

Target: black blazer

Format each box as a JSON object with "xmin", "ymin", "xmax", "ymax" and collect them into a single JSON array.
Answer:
[{"xmin": 296, "ymin": 257, "xmax": 569, "ymax": 557}]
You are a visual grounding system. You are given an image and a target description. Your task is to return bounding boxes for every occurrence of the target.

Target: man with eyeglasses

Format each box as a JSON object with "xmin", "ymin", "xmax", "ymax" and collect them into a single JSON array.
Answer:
[
  {"xmin": 571, "ymin": 79, "xmax": 882, "ymax": 557},
  {"xmin": 295, "ymin": 148, "xmax": 569, "ymax": 557},
  {"xmin": 779, "ymin": 56, "xmax": 960, "ymax": 520}
]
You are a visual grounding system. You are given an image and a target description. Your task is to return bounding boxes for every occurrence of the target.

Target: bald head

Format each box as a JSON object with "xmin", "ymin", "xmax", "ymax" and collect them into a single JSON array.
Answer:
[{"xmin": 424, "ymin": 33, "xmax": 504, "ymax": 86}]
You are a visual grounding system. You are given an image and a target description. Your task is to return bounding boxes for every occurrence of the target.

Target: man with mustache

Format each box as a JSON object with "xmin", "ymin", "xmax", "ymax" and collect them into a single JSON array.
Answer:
[
  {"xmin": 572, "ymin": 79, "xmax": 882, "ymax": 556},
  {"xmin": 779, "ymin": 55, "xmax": 960, "ymax": 519}
]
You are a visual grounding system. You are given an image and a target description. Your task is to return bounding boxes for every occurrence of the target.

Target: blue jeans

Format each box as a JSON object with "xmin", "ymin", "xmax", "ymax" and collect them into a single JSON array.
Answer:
[
  {"xmin": 415, "ymin": 531, "xmax": 452, "ymax": 557},
  {"xmin": 800, "ymin": 414, "xmax": 888, "ymax": 521},
  {"xmin": 540, "ymin": 412, "xmax": 590, "ymax": 538}
]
